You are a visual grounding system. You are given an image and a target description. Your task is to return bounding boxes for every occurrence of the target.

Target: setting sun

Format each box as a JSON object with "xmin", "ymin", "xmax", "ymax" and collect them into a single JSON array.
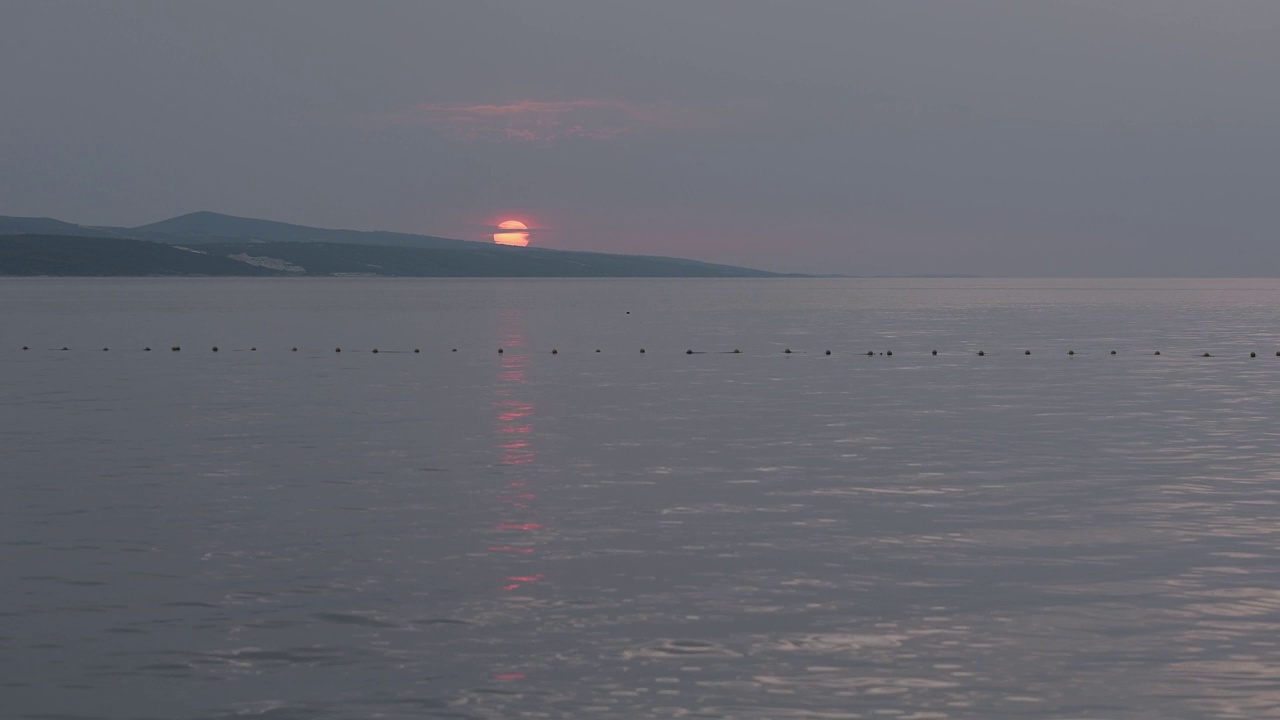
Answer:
[{"xmin": 494, "ymin": 220, "xmax": 530, "ymax": 247}]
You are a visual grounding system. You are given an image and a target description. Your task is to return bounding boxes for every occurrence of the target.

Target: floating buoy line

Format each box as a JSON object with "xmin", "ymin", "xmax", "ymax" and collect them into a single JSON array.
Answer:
[{"xmin": 13, "ymin": 346, "xmax": 1280, "ymax": 359}]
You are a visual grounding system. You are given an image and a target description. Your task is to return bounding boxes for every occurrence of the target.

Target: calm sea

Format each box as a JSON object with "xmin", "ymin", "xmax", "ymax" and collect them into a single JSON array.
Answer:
[{"xmin": 3, "ymin": 278, "xmax": 1280, "ymax": 720}]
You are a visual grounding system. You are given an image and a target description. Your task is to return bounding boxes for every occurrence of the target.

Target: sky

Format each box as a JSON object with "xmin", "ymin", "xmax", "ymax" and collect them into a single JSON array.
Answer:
[{"xmin": 2, "ymin": 1, "xmax": 1279, "ymax": 276}]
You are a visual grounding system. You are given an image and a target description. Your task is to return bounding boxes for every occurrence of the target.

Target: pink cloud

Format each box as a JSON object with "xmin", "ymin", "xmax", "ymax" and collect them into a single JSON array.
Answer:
[{"xmin": 376, "ymin": 98, "xmax": 692, "ymax": 142}]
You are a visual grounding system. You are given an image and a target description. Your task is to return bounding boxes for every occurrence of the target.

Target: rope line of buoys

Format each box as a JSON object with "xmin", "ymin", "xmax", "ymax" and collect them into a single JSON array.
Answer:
[{"xmin": 14, "ymin": 346, "xmax": 1280, "ymax": 359}]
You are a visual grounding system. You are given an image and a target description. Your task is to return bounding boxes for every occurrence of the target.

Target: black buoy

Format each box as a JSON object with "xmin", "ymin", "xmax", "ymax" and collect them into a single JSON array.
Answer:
[
  {"xmin": 144, "ymin": 347, "xmax": 151, "ymax": 352},
  {"xmin": 1068, "ymin": 350, "xmax": 1075, "ymax": 356},
  {"xmin": 978, "ymin": 350, "xmax": 985, "ymax": 356},
  {"xmin": 733, "ymin": 349, "xmax": 740, "ymax": 354},
  {"xmin": 22, "ymin": 346, "xmax": 28, "ymax": 350},
  {"xmin": 784, "ymin": 348, "xmax": 792, "ymax": 354},
  {"xmin": 102, "ymin": 347, "xmax": 108, "ymax": 352},
  {"xmin": 866, "ymin": 351, "xmax": 874, "ymax": 356},
  {"xmin": 552, "ymin": 349, "xmax": 559, "ymax": 354},
  {"xmin": 1154, "ymin": 351, "xmax": 1161, "ymax": 355},
  {"xmin": 335, "ymin": 347, "xmax": 341, "ymax": 352},
  {"xmin": 626, "ymin": 311, "xmax": 630, "ymax": 314},
  {"xmin": 1250, "ymin": 352, "xmax": 1256, "ymax": 358},
  {"xmin": 931, "ymin": 350, "xmax": 937, "ymax": 356},
  {"xmin": 497, "ymin": 348, "xmax": 503, "ymax": 354},
  {"xmin": 292, "ymin": 347, "xmax": 298, "ymax": 352},
  {"xmin": 1110, "ymin": 350, "xmax": 1117, "ymax": 355},
  {"xmin": 212, "ymin": 346, "xmax": 219, "ymax": 352},
  {"xmin": 1203, "ymin": 352, "xmax": 1212, "ymax": 357},
  {"xmin": 372, "ymin": 348, "xmax": 379, "ymax": 354},
  {"xmin": 686, "ymin": 349, "xmax": 692, "ymax": 355},
  {"xmin": 1024, "ymin": 350, "xmax": 1031, "ymax": 355},
  {"xmin": 452, "ymin": 348, "xmax": 457, "ymax": 352},
  {"xmin": 886, "ymin": 350, "xmax": 893, "ymax": 356},
  {"xmin": 640, "ymin": 348, "xmax": 646, "ymax": 353},
  {"xmin": 596, "ymin": 349, "xmax": 601, "ymax": 353},
  {"xmin": 172, "ymin": 346, "xmax": 180, "ymax": 352},
  {"xmin": 414, "ymin": 348, "xmax": 420, "ymax": 353},
  {"xmin": 825, "ymin": 350, "xmax": 831, "ymax": 355},
  {"xmin": 250, "ymin": 347, "xmax": 256, "ymax": 352}
]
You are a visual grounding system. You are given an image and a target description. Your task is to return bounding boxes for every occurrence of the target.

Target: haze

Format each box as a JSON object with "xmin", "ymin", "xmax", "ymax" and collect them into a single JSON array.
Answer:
[{"xmin": 3, "ymin": 1, "xmax": 1278, "ymax": 276}]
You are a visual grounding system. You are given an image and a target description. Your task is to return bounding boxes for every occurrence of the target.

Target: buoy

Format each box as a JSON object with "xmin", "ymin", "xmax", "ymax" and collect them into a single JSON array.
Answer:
[
  {"xmin": 596, "ymin": 349, "xmax": 601, "ymax": 353},
  {"xmin": 212, "ymin": 347, "xmax": 219, "ymax": 352},
  {"xmin": 825, "ymin": 350, "xmax": 831, "ymax": 355},
  {"xmin": 251, "ymin": 347, "xmax": 256, "ymax": 352},
  {"xmin": 640, "ymin": 348, "xmax": 646, "ymax": 353},
  {"xmin": 171, "ymin": 346, "xmax": 180, "ymax": 352},
  {"xmin": 102, "ymin": 347, "xmax": 108, "ymax": 352},
  {"xmin": 1154, "ymin": 351, "xmax": 1161, "ymax": 355},
  {"xmin": 1251, "ymin": 352, "xmax": 1256, "ymax": 358},
  {"xmin": 452, "ymin": 348, "xmax": 457, "ymax": 352},
  {"xmin": 144, "ymin": 347, "xmax": 151, "ymax": 352},
  {"xmin": 497, "ymin": 348, "xmax": 503, "ymax": 354},
  {"xmin": 784, "ymin": 348, "xmax": 792, "ymax": 354},
  {"xmin": 336, "ymin": 347, "xmax": 341, "ymax": 352},
  {"xmin": 22, "ymin": 346, "xmax": 28, "ymax": 350},
  {"xmin": 1203, "ymin": 352, "xmax": 1212, "ymax": 357},
  {"xmin": 931, "ymin": 350, "xmax": 937, "ymax": 356},
  {"xmin": 1024, "ymin": 350, "xmax": 1031, "ymax": 355},
  {"xmin": 686, "ymin": 349, "xmax": 692, "ymax": 354},
  {"xmin": 552, "ymin": 349, "xmax": 559, "ymax": 354},
  {"xmin": 866, "ymin": 351, "xmax": 874, "ymax": 356},
  {"xmin": 414, "ymin": 349, "xmax": 420, "ymax": 353},
  {"xmin": 61, "ymin": 347, "xmax": 69, "ymax": 351},
  {"xmin": 1068, "ymin": 350, "xmax": 1075, "ymax": 356},
  {"xmin": 1110, "ymin": 350, "xmax": 1117, "ymax": 355},
  {"xmin": 733, "ymin": 349, "xmax": 740, "ymax": 354},
  {"xmin": 292, "ymin": 347, "xmax": 298, "ymax": 352},
  {"xmin": 978, "ymin": 350, "xmax": 985, "ymax": 356},
  {"xmin": 626, "ymin": 311, "xmax": 630, "ymax": 314},
  {"xmin": 886, "ymin": 350, "xmax": 893, "ymax": 356},
  {"xmin": 372, "ymin": 348, "xmax": 379, "ymax": 354}
]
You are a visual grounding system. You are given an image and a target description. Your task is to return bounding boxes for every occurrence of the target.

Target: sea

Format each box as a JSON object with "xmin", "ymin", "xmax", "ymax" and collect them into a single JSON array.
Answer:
[{"xmin": 3, "ymin": 277, "xmax": 1280, "ymax": 720}]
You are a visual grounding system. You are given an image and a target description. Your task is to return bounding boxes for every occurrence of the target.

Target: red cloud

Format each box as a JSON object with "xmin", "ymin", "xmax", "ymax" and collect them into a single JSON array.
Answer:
[{"xmin": 377, "ymin": 99, "xmax": 687, "ymax": 142}]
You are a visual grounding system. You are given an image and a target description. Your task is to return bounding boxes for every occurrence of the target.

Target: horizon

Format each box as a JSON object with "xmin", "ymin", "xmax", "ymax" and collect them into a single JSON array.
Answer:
[{"xmin": 3, "ymin": 2, "xmax": 1279, "ymax": 276}]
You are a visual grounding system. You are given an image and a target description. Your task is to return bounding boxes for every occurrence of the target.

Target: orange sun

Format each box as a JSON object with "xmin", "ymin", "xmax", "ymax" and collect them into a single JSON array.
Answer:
[{"xmin": 494, "ymin": 220, "xmax": 530, "ymax": 247}]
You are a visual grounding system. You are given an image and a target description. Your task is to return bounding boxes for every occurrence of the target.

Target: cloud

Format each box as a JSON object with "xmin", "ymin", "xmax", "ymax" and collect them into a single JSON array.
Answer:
[{"xmin": 376, "ymin": 99, "xmax": 692, "ymax": 142}]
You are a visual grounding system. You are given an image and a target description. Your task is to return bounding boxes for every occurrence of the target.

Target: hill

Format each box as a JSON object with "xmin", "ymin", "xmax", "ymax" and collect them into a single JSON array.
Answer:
[
  {"xmin": 124, "ymin": 211, "xmax": 478, "ymax": 250},
  {"xmin": 0, "ymin": 234, "xmax": 784, "ymax": 278},
  {"xmin": 0, "ymin": 235, "xmax": 283, "ymax": 276}
]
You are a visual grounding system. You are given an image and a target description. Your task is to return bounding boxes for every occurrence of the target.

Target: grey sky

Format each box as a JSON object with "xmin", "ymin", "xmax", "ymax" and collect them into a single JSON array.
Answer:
[{"xmin": 3, "ymin": 1, "xmax": 1278, "ymax": 275}]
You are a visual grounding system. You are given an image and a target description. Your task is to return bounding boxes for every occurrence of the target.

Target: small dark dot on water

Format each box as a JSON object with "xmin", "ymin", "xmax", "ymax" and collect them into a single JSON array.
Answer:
[
  {"xmin": 626, "ymin": 311, "xmax": 630, "ymax": 314},
  {"xmin": 640, "ymin": 348, "xmax": 646, "ymax": 353},
  {"xmin": 335, "ymin": 348, "xmax": 341, "ymax": 352},
  {"xmin": 733, "ymin": 349, "xmax": 740, "ymax": 354},
  {"xmin": 292, "ymin": 347, "xmax": 297, "ymax": 352},
  {"xmin": 415, "ymin": 349, "xmax": 420, "ymax": 353},
  {"xmin": 144, "ymin": 347, "xmax": 151, "ymax": 352},
  {"xmin": 452, "ymin": 348, "xmax": 457, "ymax": 352},
  {"xmin": 22, "ymin": 346, "xmax": 28, "ymax": 350},
  {"xmin": 552, "ymin": 349, "xmax": 558, "ymax": 354},
  {"xmin": 498, "ymin": 348, "xmax": 503, "ymax": 354},
  {"xmin": 825, "ymin": 350, "xmax": 831, "ymax": 355},
  {"xmin": 1068, "ymin": 350, "xmax": 1075, "ymax": 355},
  {"xmin": 686, "ymin": 349, "xmax": 693, "ymax": 354},
  {"xmin": 251, "ymin": 347, "xmax": 256, "ymax": 352},
  {"xmin": 931, "ymin": 350, "xmax": 937, "ymax": 355},
  {"xmin": 1250, "ymin": 352, "xmax": 1256, "ymax": 357},
  {"xmin": 784, "ymin": 348, "xmax": 792, "ymax": 354},
  {"xmin": 886, "ymin": 350, "xmax": 892, "ymax": 356},
  {"xmin": 1111, "ymin": 350, "xmax": 1117, "ymax": 355},
  {"xmin": 1154, "ymin": 351, "xmax": 1161, "ymax": 355},
  {"xmin": 102, "ymin": 347, "xmax": 108, "ymax": 352},
  {"xmin": 212, "ymin": 347, "xmax": 219, "ymax": 352},
  {"xmin": 978, "ymin": 350, "xmax": 985, "ymax": 356},
  {"xmin": 1203, "ymin": 352, "xmax": 1212, "ymax": 357},
  {"xmin": 172, "ymin": 346, "xmax": 180, "ymax": 352},
  {"xmin": 1025, "ymin": 350, "xmax": 1031, "ymax": 355},
  {"xmin": 61, "ymin": 347, "xmax": 69, "ymax": 351},
  {"xmin": 372, "ymin": 348, "xmax": 379, "ymax": 354},
  {"xmin": 595, "ymin": 349, "xmax": 601, "ymax": 353},
  {"xmin": 866, "ymin": 351, "xmax": 874, "ymax": 356}
]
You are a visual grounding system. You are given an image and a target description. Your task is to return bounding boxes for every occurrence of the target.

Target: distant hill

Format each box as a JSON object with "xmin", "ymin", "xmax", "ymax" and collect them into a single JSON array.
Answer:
[
  {"xmin": 0, "ymin": 234, "xmax": 785, "ymax": 278},
  {"xmin": 0, "ymin": 211, "xmax": 791, "ymax": 277},
  {"xmin": 124, "ymin": 211, "xmax": 479, "ymax": 250},
  {"xmin": 0, "ymin": 235, "xmax": 282, "ymax": 276}
]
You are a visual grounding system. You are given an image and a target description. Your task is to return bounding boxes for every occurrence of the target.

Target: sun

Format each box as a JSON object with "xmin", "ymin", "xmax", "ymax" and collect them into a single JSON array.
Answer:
[{"xmin": 494, "ymin": 220, "xmax": 530, "ymax": 247}]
